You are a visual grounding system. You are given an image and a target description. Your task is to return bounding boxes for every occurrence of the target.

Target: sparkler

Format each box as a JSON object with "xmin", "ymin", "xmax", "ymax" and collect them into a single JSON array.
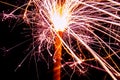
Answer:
[
  {"xmin": 52, "ymin": 1, "xmax": 65, "ymax": 80},
  {"xmin": 1, "ymin": 0, "xmax": 120, "ymax": 80}
]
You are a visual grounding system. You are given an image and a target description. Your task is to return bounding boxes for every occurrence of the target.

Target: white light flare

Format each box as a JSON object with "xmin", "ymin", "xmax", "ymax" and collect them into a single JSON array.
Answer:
[
  {"xmin": 51, "ymin": 11, "xmax": 67, "ymax": 31},
  {"xmin": 50, "ymin": 3, "xmax": 69, "ymax": 32}
]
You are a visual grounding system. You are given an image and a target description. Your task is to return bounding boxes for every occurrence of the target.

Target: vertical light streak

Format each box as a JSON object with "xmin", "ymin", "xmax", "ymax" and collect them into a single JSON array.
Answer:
[
  {"xmin": 53, "ymin": 31, "xmax": 62, "ymax": 80},
  {"xmin": 53, "ymin": 1, "xmax": 66, "ymax": 80}
]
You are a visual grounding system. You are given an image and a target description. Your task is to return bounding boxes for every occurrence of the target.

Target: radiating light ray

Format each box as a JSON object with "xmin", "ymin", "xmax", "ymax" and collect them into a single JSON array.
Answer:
[
  {"xmin": 69, "ymin": 28, "xmax": 119, "ymax": 80},
  {"xmin": 83, "ymin": 24, "xmax": 120, "ymax": 59},
  {"xmin": 108, "ymin": 0, "xmax": 120, "ymax": 5},
  {"xmin": 78, "ymin": 24, "xmax": 120, "ymax": 74},
  {"xmin": 77, "ymin": 1, "xmax": 120, "ymax": 20}
]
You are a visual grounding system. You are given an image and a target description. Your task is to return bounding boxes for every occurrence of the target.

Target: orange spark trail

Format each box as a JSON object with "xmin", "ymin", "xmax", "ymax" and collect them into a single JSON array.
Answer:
[{"xmin": 53, "ymin": 31, "xmax": 62, "ymax": 80}]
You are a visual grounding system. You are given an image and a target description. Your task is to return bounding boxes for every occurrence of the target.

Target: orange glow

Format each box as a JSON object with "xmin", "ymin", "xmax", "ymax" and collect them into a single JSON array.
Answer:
[{"xmin": 53, "ymin": 31, "xmax": 62, "ymax": 80}]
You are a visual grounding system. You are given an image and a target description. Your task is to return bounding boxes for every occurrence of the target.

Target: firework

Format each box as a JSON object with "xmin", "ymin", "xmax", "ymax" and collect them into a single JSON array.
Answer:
[{"xmin": 1, "ymin": 0, "xmax": 120, "ymax": 80}]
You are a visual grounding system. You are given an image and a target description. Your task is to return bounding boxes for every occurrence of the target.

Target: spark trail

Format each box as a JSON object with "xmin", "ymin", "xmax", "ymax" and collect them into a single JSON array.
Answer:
[{"xmin": 1, "ymin": 0, "xmax": 120, "ymax": 80}]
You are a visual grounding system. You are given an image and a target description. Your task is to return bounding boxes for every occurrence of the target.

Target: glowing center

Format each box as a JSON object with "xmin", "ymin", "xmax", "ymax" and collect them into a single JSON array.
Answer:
[{"xmin": 51, "ymin": 7, "xmax": 68, "ymax": 32}]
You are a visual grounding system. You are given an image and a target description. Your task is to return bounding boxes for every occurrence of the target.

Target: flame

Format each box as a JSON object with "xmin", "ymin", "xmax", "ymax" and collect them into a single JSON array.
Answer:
[{"xmin": 50, "ymin": 4, "xmax": 69, "ymax": 32}]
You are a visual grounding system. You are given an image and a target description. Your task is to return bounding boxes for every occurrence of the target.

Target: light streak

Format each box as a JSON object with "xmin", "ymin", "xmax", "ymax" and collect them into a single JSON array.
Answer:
[
  {"xmin": 1, "ymin": 0, "xmax": 120, "ymax": 80},
  {"xmin": 53, "ymin": 31, "xmax": 62, "ymax": 80}
]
